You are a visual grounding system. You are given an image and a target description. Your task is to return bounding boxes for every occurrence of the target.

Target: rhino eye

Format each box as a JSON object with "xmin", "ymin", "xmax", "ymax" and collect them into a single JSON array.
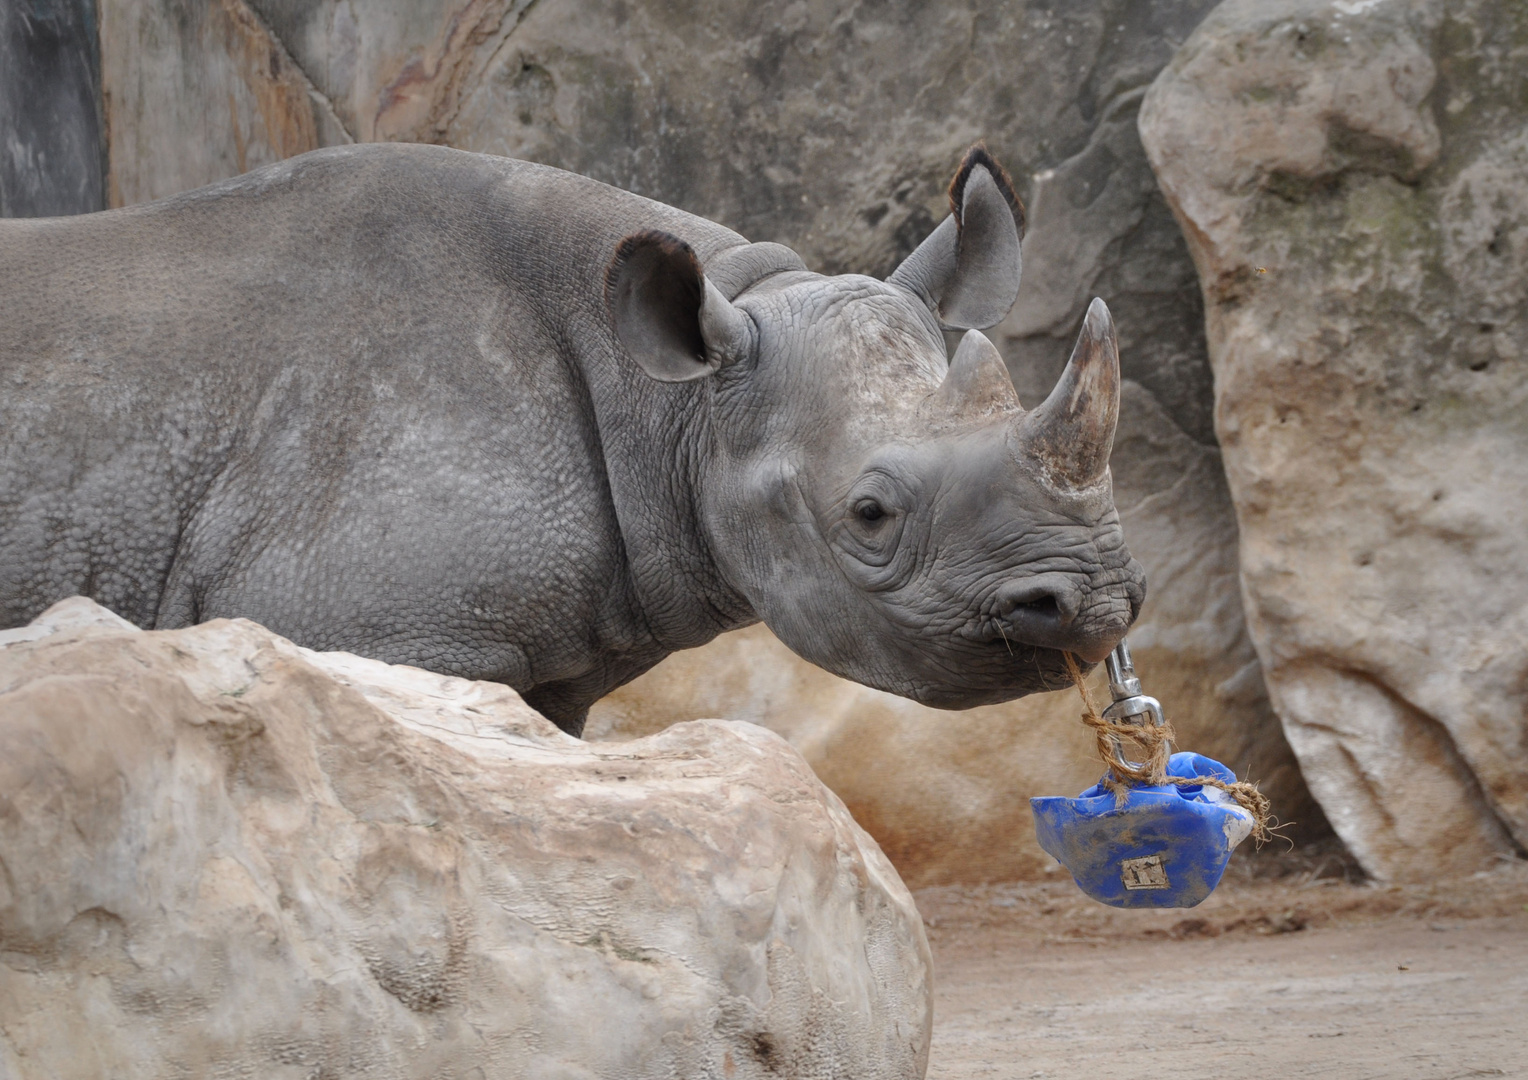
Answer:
[
  {"xmin": 832, "ymin": 480, "xmax": 909, "ymax": 578},
  {"xmin": 855, "ymin": 500, "xmax": 887, "ymax": 525}
]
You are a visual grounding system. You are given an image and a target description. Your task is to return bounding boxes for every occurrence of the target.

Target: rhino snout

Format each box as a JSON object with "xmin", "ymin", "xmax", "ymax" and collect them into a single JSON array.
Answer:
[{"xmin": 988, "ymin": 572, "xmax": 1134, "ymax": 663}]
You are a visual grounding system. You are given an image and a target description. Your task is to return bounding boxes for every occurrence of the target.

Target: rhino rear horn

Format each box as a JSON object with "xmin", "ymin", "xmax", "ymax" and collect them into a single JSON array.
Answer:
[
  {"xmin": 935, "ymin": 329, "xmax": 1021, "ymax": 413},
  {"xmin": 606, "ymin": 231, "xmax": 754, "ymax": 382},
  {"xmin": 1013, "ymin": 298, "xmax": 1119, "ymax": 489},
  {"xmin": 889, "ymin": 145, "xmax": 1025, "ymax": 331}
]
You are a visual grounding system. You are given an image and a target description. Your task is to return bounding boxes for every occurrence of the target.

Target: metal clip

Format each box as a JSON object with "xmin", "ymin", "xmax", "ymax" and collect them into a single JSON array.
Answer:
[{"xmin": 1100, "ymin": 638, "xmax": 1167, "ymax": 775}]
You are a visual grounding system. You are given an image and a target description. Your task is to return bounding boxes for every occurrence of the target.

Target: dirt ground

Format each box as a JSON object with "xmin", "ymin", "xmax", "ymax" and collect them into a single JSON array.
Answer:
[{"xmin": 915, "ymin": 852, "xmax": 1528, "ymax": 1080}]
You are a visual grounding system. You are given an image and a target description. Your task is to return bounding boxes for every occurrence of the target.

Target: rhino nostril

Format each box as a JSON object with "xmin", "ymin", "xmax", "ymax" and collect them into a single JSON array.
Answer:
[
  {"xmin": 1012, "ymin": 594, "xmax": 1059, "ymax": 618},
  {"xmin": 994, "ymin": 574, "xmax": 1082, "ymax": 626}
]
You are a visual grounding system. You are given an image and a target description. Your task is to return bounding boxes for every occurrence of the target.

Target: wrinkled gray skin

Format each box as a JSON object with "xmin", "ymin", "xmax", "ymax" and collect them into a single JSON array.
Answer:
[{"xmin": 0, "ymin": 144, "xmax": 1144, "ymax": 734}]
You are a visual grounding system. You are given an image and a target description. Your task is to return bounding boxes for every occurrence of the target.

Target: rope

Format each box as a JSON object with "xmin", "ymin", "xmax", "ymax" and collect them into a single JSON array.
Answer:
[{"xmin": 1064, "ymin": 653, "xmax": 1273, "ymax": 846}]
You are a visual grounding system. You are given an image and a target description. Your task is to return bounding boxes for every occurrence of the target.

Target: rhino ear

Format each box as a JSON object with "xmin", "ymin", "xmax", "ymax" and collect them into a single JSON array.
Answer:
[
  {"xmin": 889, "ymin": 145, "xmax": 1025, "ymax": 331},
  {"xmin": 606, "ymin": 231, "xmax": 754, "ymax": 383}
]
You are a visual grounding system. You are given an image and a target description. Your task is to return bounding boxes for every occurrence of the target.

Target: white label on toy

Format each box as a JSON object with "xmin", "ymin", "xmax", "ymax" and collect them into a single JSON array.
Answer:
[{"xmin": 1121, "ymin": 854, "xmax": 1169, "ymax": 889}]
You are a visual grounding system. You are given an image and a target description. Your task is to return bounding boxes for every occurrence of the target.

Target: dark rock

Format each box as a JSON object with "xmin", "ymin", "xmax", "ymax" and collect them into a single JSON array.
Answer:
[{"xmin": 0, "ymin": 0, "xmax": 105, "ymax": 217}]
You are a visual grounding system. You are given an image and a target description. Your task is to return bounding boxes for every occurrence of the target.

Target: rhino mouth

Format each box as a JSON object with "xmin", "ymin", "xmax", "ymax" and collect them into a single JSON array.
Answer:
[
  {"xmin": 966, "ymin": 604, "xmax": 1124, "ymax": 666},
  {"xmin": 902, "ymin": 642, "xmax": 1084, "ymax": 709},
  {"xmin": 838, "ymin": 585, "xmax": 1130, "ymax": 709},
  {"xmin": 869, "ymin": 616, "xmax": 1079, "ymax": 703},
  {"xmin": 985, "ymin": 623, "xmax": 1121, "ymax": 665}
]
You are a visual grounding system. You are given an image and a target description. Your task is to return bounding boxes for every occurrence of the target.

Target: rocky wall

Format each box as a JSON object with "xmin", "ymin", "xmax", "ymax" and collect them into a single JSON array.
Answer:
[{"xmin": 1140, "ymin": 0, "xmax": 1528, "ymax": 880}]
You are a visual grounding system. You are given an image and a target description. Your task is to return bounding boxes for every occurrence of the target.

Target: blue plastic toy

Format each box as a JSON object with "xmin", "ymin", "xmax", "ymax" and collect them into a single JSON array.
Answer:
[{"xmin": 1030, "ymin": 641, "xmax": 1255, "ymax": 909}]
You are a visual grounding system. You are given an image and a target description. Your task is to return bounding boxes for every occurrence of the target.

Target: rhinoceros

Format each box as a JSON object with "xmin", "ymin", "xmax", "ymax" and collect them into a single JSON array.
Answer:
[{"xmin": 0, "ymin": 143, "xmax": 1144, "ymax": 734}]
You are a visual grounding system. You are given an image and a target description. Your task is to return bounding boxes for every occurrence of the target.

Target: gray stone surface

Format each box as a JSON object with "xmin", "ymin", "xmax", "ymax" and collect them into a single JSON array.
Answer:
[
  {"xmin": 1141, "ymin": 0, "xmax": 1528, "ymax": 880},
  {"xmin": 0, "ymin": 598, "xmax": 931, "ymax": 1078},
  {"xmin": 99, "ymin": 0, "xmax": 349, "ymax": 208},
  {"xmin": 0, "ymin": 0, "xmax": 104, "ymax": 217}
]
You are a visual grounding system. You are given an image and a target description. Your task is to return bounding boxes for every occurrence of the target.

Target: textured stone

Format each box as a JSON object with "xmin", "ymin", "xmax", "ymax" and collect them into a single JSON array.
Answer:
[
  {"xmin": 0, "ymin": 598, "xmax": 930, "ymax": 1078},
  {"xmin": 1141, "ymin": 0, "xmax": 1528, "ymax": 880},
  {"xmin": 0, "ymin": 0, "xmax": 104, "ymax": 217},
  {"xmin": 100, "ymin": 0, "xmax": 350, "ymax": 207}
]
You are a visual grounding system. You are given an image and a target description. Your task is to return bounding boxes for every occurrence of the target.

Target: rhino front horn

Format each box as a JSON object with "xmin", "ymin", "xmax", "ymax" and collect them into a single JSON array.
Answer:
[{"xmin": 1014, "ymin": 297, "xmax": 1120, "ymax": 489}]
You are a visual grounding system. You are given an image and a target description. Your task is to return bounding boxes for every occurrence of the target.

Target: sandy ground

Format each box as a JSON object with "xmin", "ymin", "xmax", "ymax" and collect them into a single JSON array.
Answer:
[{"xmin": 915, "ymin": 855, "xmax": 1528, "ymax": 1080}]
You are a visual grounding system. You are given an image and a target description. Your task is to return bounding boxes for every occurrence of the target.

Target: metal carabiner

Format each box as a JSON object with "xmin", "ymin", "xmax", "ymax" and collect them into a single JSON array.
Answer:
[{"xmin": 1099, "ymin": 638, "xmax": 1167, "ymax": 774}]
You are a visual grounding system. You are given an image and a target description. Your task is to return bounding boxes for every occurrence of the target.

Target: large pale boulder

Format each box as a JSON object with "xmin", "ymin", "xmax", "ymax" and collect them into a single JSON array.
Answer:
[
  {"xmin": 1140, "ymin": 0, "xmax": 1528, "ymax": 880},
  {"xmin": 0, "ymin": 598, "xmax": 930, "ymax": 1078}
]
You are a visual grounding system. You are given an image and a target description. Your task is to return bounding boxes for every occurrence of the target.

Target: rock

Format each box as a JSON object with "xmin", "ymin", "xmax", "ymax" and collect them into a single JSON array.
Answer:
[
  {"xmin": 99, "ymin": 0, "xmax": 349, "ymax": 208},
  {"xmin": 0, "ymin": 598, "xmax": 930, "ymax": 1078},
  {"xmin": 83, "ymin": 0, "xmax": 1327, "ymax": 884},
  {"xmin": 0, "ymin": 0, "xmax": 104, "ymax": 216},
  {"xmin": 1140, "ymin": 0, "xmax": 1528, "ymax": 880}
]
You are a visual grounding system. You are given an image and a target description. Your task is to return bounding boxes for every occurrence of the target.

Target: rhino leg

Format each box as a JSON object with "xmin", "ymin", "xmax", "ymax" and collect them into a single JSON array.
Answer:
[{"xmin": 522, "ymin": 682, "xmax": 594, "ymax": 738}]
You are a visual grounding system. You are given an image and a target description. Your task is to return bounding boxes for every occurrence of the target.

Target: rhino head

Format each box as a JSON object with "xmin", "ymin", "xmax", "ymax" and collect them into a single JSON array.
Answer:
[{"xmin": 607, "ymin": 147, "xmax": 1145, "ymax": 707}]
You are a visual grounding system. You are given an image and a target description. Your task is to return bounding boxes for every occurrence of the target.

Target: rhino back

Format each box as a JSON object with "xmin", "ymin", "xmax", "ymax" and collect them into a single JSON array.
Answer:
[{"xmin": 0, "ymin": 144, "xmax": 746, "ymax": 713}]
